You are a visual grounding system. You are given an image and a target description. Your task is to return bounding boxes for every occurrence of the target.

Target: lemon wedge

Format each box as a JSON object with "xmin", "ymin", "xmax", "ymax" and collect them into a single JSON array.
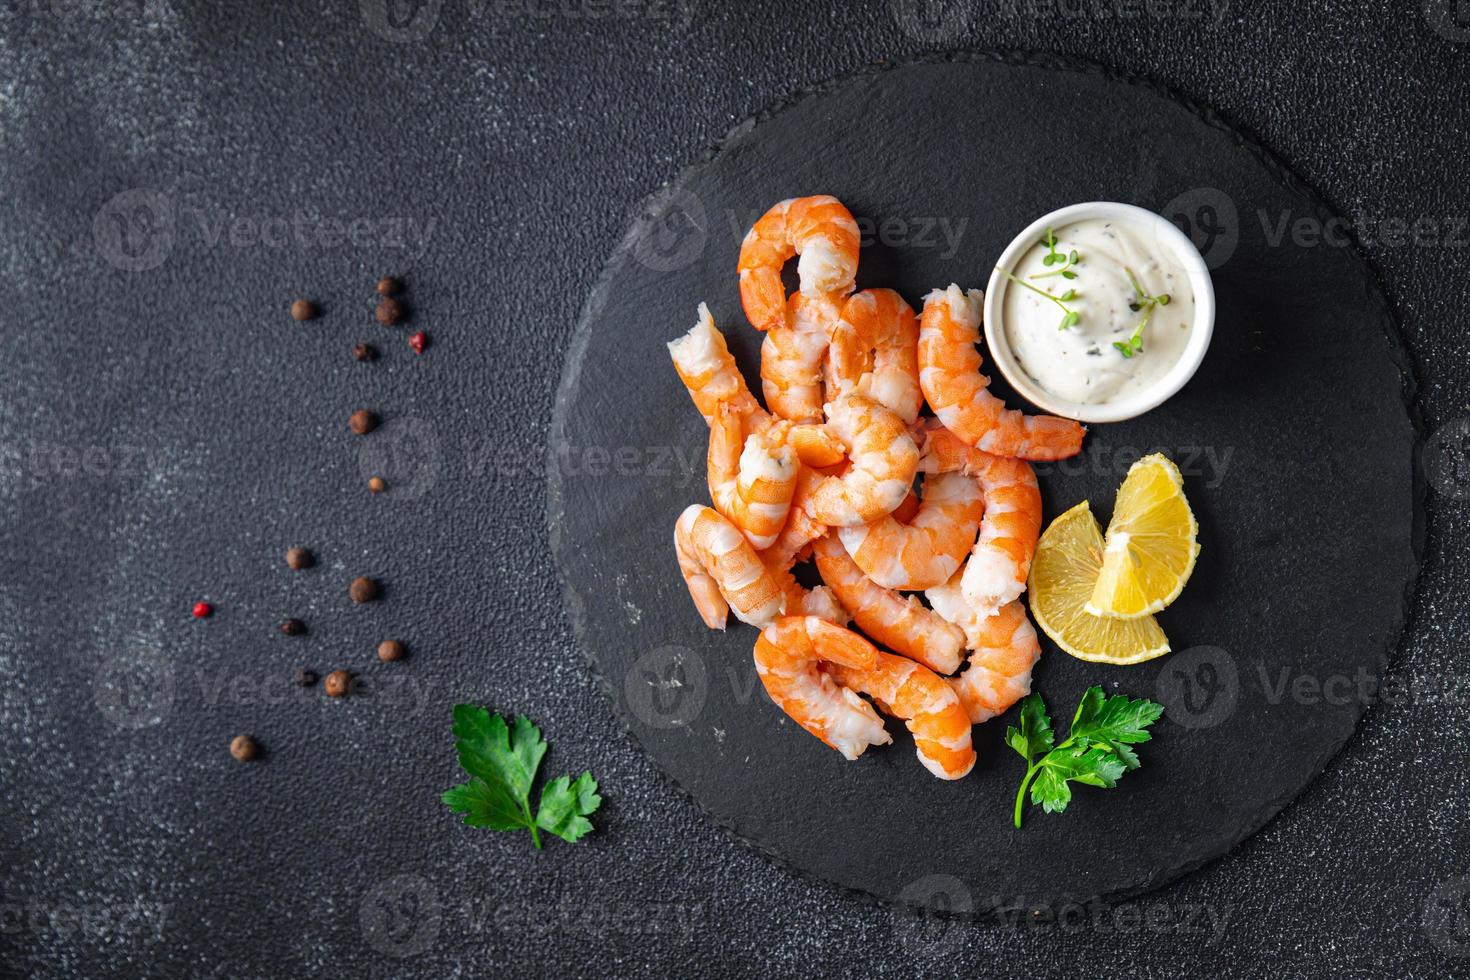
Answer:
[
  {"xmin": 1029, "ymin": 501, "xmax": 1171, "ymax": 665},
  {"xmin": 1085, "ymin": 454, "xmax": 1200, "ymax": 620}
]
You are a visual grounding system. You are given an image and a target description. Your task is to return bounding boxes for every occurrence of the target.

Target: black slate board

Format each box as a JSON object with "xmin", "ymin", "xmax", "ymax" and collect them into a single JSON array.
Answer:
[{"xmin": 549, "ymin": 53, "xmax": 1420, "ymax": 914}]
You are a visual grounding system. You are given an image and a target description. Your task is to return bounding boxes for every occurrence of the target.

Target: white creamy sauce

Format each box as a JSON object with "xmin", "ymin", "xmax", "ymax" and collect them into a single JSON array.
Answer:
[{"xmin": 1001, "ymin": 218, "xmax": 1194, "ymax": 405}]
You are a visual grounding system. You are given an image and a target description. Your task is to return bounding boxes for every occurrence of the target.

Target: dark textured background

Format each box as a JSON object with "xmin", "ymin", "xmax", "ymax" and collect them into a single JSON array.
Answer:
[{"xmin": 1, "ymin": 1, "xmax": 1467, "ymax": 977}]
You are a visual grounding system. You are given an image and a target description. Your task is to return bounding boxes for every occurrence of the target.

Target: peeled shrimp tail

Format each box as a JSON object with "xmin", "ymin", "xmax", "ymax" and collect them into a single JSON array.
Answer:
[
  {"xmin": 754, "ymin": 616, "xmax": 891, "ymax": 760},
  {"xmin": 917, "ymin": 285, "xmax": 1085, "ymax": 461},
  {"xmin": 675, "ymin": 505, "xmax": 786, "ymax": 629},
  {"xmin": 812, "ymin": 534, "xmax": 965, "ymax": 674},
  {"xmin": 828, "ymin": 650, "xmax": 976, "ymax": 780}
]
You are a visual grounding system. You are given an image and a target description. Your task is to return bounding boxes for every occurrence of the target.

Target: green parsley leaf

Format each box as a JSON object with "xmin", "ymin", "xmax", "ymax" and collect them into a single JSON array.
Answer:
[
  {"xmin": 441, "ymin": 705, "xmax": 602, "ymax": 848},
  {"xmin": 1005, "ymin": 693, "xmax": 1055, "ymax": 763},
  {"xmin": 1011, "ymin": 687, "xmax": 1163, "ymax": 827},
  {"xmin": 536, "ymin": 772, "xmax": 602, "ymax": 844}
]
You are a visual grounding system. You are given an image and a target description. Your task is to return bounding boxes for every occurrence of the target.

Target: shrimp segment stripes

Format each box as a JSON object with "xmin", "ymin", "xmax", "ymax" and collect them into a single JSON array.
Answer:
[
  {"xmin": 707, "ymin": 403, "xmax": 797, "ymax": 551},
  {"xmin": 738, "ymin": 196, "xmax": 860, "ymax": 333},
  {"xmin": 926, "ymin": 578, "xmax": 1041, "ymax": 725},
  {"xmin": 754, "ymin": 617, "xmax": 891, "ymax": 761},
  {"xmin": 836, "ymin": 471, "xmax": 984, "ymax": 591},
  {"xmin": 828, "ymin": 288, "xmax": 923, "ymax": 425},
  {"xmin": 761, "ymin": 291, "xmax": 843, "ymax": 424},
  {"xmin": 674, "ymin": 505, "xmax": 786, "ymax": 630},
  {"xmin": 827, "ymin": 651, "xmax": 977, "ymax": 780},
  {"xmin": 920, "ymin": 422, "xmax": 1042, "ymax": 614},
  {"xmin": 668, "ymin": 303, "xmax": 846, "ymax": 468},
  {"xmin": 808, "ymin": 394, "xmax": 919, "ymax": 527},
  {"xmin": 917, "ymin": 284, "xmax": 1085, "ymax": 460},
  {"xmin": 812, "ymin": 533, "xmax": 965, "ymax": 675}
]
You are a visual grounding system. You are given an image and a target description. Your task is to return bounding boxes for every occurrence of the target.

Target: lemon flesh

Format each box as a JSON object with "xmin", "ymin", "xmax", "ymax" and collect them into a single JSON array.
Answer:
[
  {"xmin": 1086, "ymin": 454, "xmax": 1200, "ymax": 620},
  {"xmin": 1029, "ymin": 501, "xmax": 1171, "ymax": 665}
]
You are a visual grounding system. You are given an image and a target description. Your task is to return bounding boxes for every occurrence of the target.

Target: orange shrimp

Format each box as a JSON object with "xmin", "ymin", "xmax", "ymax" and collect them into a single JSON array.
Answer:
[
  {"xmin": 667, "ymin": 305, "xmax": 846, "ymax": 468},
  {"xmin": 668, "ymin": 302, "xmax": 765, "ymax": 426},
  {"xmin": 808, "ymin": 394, "xmax": 919, "ymax": 527},
  {"xmin": 811, "ymin": 534, "xmax": 965, "ymax": 675},
  {"xmin": 920, "ymin": 422, "xmax": 1042, "ymax": 613},
  {"xmin": 827, "ymin": 651, "xmax": 976, "ymax": 780},
  {"xmin": 917, "ymin": 284, "xmax": 1085, "ymax": 460},
  {"xmin": 759, "ymin": 465, "xmax": 831, "ymax": 573},
  {"xmin": 926, "ymin": 576, "xmax": 1040, "ymax": 724},
  {"xmin": 828, "ymin": 289, "xmax": 923, "ymax": 425},
  {"xmin": 674, "ymin": 505, "xmax": 786, "ymax": 630},
  {"xmin": 707, "ymin": 404, "xmax": 797, "ymax": 551},
  {"xmin": 761, "ymin": 291, "xmax": 843, "ymax": 424},
  {"xmin": 835, "ymin": 471, "xmax": 984, "ymax": 591},
  {"xmin": 754, "ymin": 616, "xmax": 891, "ymax": 761},
  {"xmin": 738, "ymin": 196, "xmax": 860, "ymax": 333},
  {"xmin": 767, "ymin": 559, "xmax": 850, "ymax": 626}
]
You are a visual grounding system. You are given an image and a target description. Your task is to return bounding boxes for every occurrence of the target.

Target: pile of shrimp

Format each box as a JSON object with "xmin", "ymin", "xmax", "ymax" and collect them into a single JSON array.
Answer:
[{"xmin": 668, "ymin": 195, "xmax": 1085, "ymax": 781}]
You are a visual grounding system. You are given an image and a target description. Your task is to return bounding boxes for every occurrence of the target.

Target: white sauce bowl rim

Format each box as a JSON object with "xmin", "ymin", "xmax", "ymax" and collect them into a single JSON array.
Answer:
[{"xmin": 982, "ymin": 201, "xmax": 1216, "ymax": 424}]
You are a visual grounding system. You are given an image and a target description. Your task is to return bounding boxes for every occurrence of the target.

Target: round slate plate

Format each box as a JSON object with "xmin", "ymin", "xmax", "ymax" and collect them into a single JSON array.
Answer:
[{"xmin": 548, "ymin": 53, "xmax": 1422, "ymax": 914}]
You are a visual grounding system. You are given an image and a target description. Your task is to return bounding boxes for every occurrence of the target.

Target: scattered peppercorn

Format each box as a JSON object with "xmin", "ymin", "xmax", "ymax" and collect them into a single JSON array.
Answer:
[
  {"xmin": 230, "ymin": 735, "xmax": 257, "ymax": 761},
  {"xmin": 367, "ymin": 476, "xmax": 386, "ymax": 494},
  {"xmin": 408, "ymin": 330, "xmax": 428, "ymax": 355},
  {"xmin": 376, "ymin": 297, "xmax": 402, "ymax": 326},
  {"xmin": 286, "ymin": 546, "xmax": 314, "ymax": 570},
  {"xmin": 377, "ymin": 639, "xmax": 406, "ymax": 662},
  {"xmin": 290, "ymin": 299, "xmax": 316, "ymax": 322},
  {"xmin": 353, "ymin": 342, "xmax": 378, "ymax": 362},
  {"xmin": 377, "ymin": 276, "xmax": 401, "ymax": 296},
  {"xmin": 294, "ymin": 667, "xmax": 318, "ymax": 687},
  {"xmin": 324, "ymin": 670, "xmax": 352, "ymax": 697},
  {"xmin": 280, "ymin": 618, "xmax": 305, "ymax": 636},
  {"xmin": 349, "ymin": 576, "xmax": 381, "ymax": 603},
  {"xmin": 349, "ymin": 409, "xmax": 378, "ymax": 435},
  {"xmin": 192, "ymin": 601, "xmax": 213, "ymax": 619}
]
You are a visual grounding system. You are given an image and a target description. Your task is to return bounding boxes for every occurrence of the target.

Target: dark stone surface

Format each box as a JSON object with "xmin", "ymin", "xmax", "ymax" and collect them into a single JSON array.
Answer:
[
  {"xmin": 0, "ymin": 2, "xmax": 1467, "ymax": 977},
  {"xmin": 551, "ymin": 52, "xmax": 1419, "ymax": 914}
]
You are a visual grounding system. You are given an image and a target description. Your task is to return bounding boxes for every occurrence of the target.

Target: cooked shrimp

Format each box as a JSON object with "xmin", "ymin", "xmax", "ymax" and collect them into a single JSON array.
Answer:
[
  {"xmin": 768, "ymin": 559, "xmax": 850, "ymax": 626},
  {"xmin": 668, "ymin": 302, "xmax": 765, "ymax": 425},
  {"xmin": 674, "ymin": 505, "xmax": 786, "ymax": 630},
  {"xmin": 808, "ymin": 394, "xmax": 919, "ymax": 527},
  {"xmin": 926, "ymin": 577, "xmax": 1040, "ymax": 724},
  {"xmin": 827, "ymin": 651, "xmax": 976, "ymax": 780},
  {"xmin": 759, "ymin": 464, "xmax": 831, "ymax": 573},
  {"xmin": 828, "ymin": 289, "xmax": 923, "ymax": 425},
  {"xmin": 920, "ymin": 422, "xmax": 1042, "ymax": 613},
  {"xmin": 835, "ymin": 471, "xmax": 984, "ymax": 591},
  {"xmin": 812, "ymin": 534, "xmax": 965, "ymax": 675},
  {"xmin": 761, "ymin": 291, "xmax": 842, "ymax": 423},
  {"xmin": 707, "ymin": 404, "xmax": 797, "ymax": 550},
  {"xmin": 738, "ymin": 196, "xmax": 860, "ymax": 333},
  {"xmin": 917, "ymin": 285, "xmax": 1085, "ymax": 460},
  {"xmin": 754, "ymin": 616, "xmax": 891, "ymax": 760},
  {"xmin": 667, "ymin": 305, "xmax": 846, "ymax": 468}
]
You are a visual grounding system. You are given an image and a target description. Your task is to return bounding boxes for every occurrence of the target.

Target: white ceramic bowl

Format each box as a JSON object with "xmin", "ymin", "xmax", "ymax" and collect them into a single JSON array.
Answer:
[{"xmin": 982, "ymin": 201, "xmax": 1215, "ymax": 424}]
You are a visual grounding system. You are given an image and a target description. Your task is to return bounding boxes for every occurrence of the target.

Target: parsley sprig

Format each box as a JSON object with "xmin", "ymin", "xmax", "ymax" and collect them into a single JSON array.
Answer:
[
  {"xmin": 1114, "ymin": 267, "xmax": 1171, "ymax": 359},
  {"xmin": 1007, "ymin": 686, "xmax": 1164, "ymax": 828},
  {"xmin": 441, "ymin": 705, "xmax": 602, "ymax": 848}
]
